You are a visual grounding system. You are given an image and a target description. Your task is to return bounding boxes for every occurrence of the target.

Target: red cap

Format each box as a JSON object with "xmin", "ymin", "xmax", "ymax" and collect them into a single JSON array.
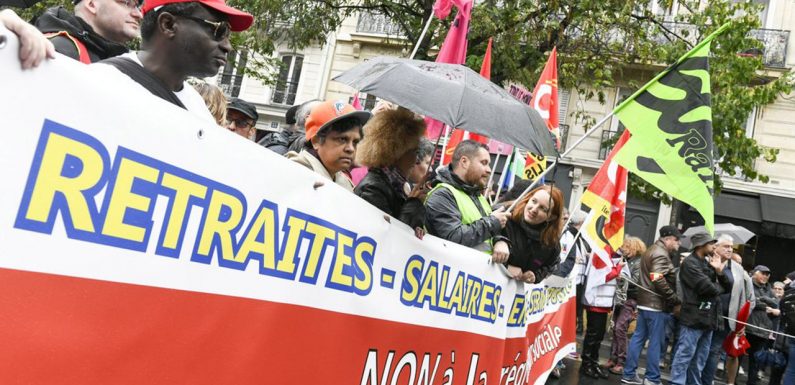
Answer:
[
  {"xmin": 305, "ymin": 100, "xmax": 371, "ymax": 140},
  {"xmin": 141, "ymin": 0, "xmax": 254, "ymax": 32}
]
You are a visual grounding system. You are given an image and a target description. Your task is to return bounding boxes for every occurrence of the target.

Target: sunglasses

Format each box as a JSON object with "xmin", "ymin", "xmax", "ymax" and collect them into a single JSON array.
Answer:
[
  {"xmin": 178, "ymin": 15, "xmax": 232, "ymax": 41},
  {"xmin": 228, "ymin": 118, "xmax": 255, "ymax": 129}
]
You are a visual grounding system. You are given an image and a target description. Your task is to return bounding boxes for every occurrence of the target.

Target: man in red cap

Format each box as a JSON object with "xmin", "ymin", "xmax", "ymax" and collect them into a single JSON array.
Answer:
[
  {"xmin": 98, "ymin": 0, "xmax": 253, "ymax": 123},
  {"xmin": 286, "ymin": 99, "xmax": 371, "ymax": 192}
]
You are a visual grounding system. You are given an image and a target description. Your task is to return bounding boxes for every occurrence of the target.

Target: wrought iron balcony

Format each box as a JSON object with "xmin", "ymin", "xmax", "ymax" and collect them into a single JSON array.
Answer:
[
  {"xmin": 653, "ymin": 22, "xmax": 790, "ymax": 68},
  {"xmin": 747, "ymin": 28, "xmax": 789, "ymax": 68},
  {"xmin": 356, "ymin": 11, "xmax": 404, "ymax": 36}
]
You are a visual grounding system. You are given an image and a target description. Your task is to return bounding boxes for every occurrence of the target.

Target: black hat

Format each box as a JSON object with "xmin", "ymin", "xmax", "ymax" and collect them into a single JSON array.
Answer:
[
  {"xmin": 786, "ymin": 271, "xmax": 795, "ymax": 281},
  {"xmin": 690, "ymin": 232, "xmax": 717, "ymax": 250},
  {"xmin": 659, "ymin": 225, "xmax": 683, "ymax": 239},
  {"xmin": 285, "ymin": 104, "xmax": 299, "ymax": 125},
  {"xmin": 754, "ymin": 265, "xmax": 771, "ymax": 274},
  {"xmin": 227, "ymin": 98, "xmax": 259, "ymax": 122}
]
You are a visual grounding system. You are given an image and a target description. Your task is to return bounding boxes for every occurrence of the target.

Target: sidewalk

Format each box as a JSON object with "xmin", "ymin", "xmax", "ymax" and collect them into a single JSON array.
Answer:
[{"xmin": 546, "ymin": 334, "xmax": 744, "ymax": 385}]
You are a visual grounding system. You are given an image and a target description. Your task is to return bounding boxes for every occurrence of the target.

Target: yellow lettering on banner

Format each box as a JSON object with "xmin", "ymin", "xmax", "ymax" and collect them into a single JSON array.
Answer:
[
  {"xmin": 277, "ymin": 215, "xmax": 306, "ymax": 275},
  {"xmin": 197, "ymin": 190, "xmax": 244, "ymax": 261},
  {"xmin": 353, "ymin": 240, "xmax": 374, "ymax": 293},
  {"xmin": 101, "ymin": 158, "xmax": 159, "ymax": 242},
  {"xmin": 416, "ymin": 264, "xmax": 438, "ymax": 307},
  {"xmin": 302, "ymin": 221, "xmax": 336, "ymax": 280},
  {"xmin": 235, "ymin": 205, "xmax": 278, "ymax": 268},
  {"xmin": 25, "ymin": 132, "xmax": 103, "ymax": 232},
  {"xmin": 437, "ymin": 268, "xmax": 451, "ymax": 310},
  {"xmin": 467, "ymin": 280, "xmax": 482, "ymax": 317},
  {"xmin": 329, "ymin": 233, "xmax": 354, "ymax": 287},
  {"xmin": 160, "ymin": 172, "xmax": 207, "ymax": 249},
  {"xmin": 401, "ymin": 257, "xmax": 423, "ymax": 303},
  {"xmin": 448, "ymin": 274, "xmax": 465, "ymax": 313},
  {"xmin": 478, "ymin": 284, "xmax": 495, "ymax": 320},
  {"xmin": 507, "ymin": 296, "xmax": 525, "ymax": 326}
]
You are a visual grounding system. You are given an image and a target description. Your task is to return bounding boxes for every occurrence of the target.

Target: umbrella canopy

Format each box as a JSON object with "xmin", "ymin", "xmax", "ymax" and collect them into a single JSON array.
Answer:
[
  {"xmin": 723, "ymin": 301, "xmax": 751, "ymax": 357},
  {"xmin": 680, "ymin": 223, "xmax": 756, "ymax": 248},
  {"xmin": 332, "ymin": 56, "xmax": 558, "ymax": 157},
  {"xmin": 0, "ymin": 0, "xmax": 41, "ymax": 7}
]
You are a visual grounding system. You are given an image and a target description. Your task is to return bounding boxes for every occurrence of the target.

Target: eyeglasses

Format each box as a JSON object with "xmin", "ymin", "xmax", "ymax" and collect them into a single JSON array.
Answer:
[
  {"xmin": 228, "ymin": 118, "xmax": 254, "ymax": 129},
  {"xmin": 115, "ymin": 0, "xmax": 142, "ymax": 10},
  {"xmin": 178, "ymin": 15, "xmax": 231, "ymax": 41}
]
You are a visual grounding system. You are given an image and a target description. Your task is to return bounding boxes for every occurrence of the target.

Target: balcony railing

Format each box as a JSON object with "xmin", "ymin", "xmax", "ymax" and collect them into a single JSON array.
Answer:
[
  {"xmin": 356, "ymin": 12, "xmax": 404, "ymax": 36},
  {"xmin": 747, "ymin": 28, "xmax": 789, "ymax": 68},
  {"xmin": 653, "ymin": 22, "xmax": 789, "ymax": 68}
]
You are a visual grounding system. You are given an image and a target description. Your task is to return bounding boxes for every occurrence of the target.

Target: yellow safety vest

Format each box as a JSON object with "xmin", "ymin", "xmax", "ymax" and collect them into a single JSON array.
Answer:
[{"xmin": 427, "ymin": 183, "xmax": 494, "ymax": 254}]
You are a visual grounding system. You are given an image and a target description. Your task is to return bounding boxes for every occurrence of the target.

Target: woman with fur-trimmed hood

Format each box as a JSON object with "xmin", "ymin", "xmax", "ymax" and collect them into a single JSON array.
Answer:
[{"xmin": 354, "ymin": 106, "xmax": 433, "ymax": 234}]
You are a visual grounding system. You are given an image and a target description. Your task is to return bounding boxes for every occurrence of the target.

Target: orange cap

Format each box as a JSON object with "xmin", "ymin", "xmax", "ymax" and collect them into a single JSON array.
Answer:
[{"xmin": 305, "ymin": 100, "xmax": 372, "ymax": 140}]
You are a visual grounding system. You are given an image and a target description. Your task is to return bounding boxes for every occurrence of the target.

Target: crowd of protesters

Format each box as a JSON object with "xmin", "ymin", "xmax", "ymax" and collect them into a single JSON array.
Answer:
[{"xmin": 5, "ymin": 4, "xmax": 795, "ymax": 385}]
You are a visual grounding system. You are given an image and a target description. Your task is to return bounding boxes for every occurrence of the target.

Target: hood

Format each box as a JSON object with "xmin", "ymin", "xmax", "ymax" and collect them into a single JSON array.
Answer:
[
  {"xmin": 34, "ymin": 7, "xmax": 129, "ymax": 59},
  {"xmin": 434, "ymin": 166, "xmax": 483, "ymax": 195}
]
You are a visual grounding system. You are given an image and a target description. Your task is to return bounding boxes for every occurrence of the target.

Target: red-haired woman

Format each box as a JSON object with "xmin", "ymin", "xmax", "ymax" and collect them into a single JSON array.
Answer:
[{"xmin": 493, "ymin": 185, "xmax": 564, "ymax": 283}]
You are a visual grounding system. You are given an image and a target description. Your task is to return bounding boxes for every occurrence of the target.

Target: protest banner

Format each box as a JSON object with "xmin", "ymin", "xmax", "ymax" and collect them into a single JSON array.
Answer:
[{"xmin": 0, "ymin": 27, "xmax": 574, "ymax": 385}]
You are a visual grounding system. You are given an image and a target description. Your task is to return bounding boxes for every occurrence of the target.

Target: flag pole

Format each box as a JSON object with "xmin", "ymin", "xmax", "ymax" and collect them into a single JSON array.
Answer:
[
  {"xmin": 493, "ymin": 150, "xmax": 514, "ymax": 203},
  {"xmin": 409, "ymin": 14, "xmax": 435, "ymax": 59},
  {"xmin": 506, "ymin": 112, "xmax": 615, "ymax": 212},
  {"xmin": 438, "ymin": 125, "xmax": 453, "ymax": 166},
  {"xmin": 485, "ymin": 152, "xmax": 501, "ymax": 203}
]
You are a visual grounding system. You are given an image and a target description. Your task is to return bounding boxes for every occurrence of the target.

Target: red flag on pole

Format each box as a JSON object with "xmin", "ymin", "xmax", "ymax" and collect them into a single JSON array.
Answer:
[
  {"xmin": 529, "ymin": 47, "xmax": 560, "ymax": 147},
  {"xmin": 441, "ymin": 37, "xmax": 491, "ymax": 164},
  {"xmin": 581, "ymin": 130, "xmax": 630, "ymax": 303}
]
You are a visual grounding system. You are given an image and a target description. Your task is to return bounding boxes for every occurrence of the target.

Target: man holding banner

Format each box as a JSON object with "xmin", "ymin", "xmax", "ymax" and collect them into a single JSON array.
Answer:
[{"xmin": 425, "ymin": 140, "xmax": 510, "ymax": 261}]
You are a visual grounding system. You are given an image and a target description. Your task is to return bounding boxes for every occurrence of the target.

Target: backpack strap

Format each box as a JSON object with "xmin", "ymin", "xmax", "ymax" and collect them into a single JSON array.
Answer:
[
  {"xmin": 101, "ymin": 56, "xmax": 187, "ymax": 110},
  {"xmin": 44, "ymin": 31, "xmax": 91, "ymax": 64}
]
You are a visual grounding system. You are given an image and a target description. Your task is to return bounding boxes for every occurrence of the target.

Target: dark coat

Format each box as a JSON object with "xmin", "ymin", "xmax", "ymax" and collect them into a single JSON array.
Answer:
[
  {"xmin": 748, "ymin": 281, "xmax": 777, "ymax": 338},
  {"xmin": 354, "ymin": 168, "xmax": 424, "ymax": 229},
  {"xmin": 678, "ymin": 254, "xmax": 732, "ymax": 330},
  {"xmin": 34, "ymin": 7, "xmax": 129, "ymax": 62},
  {"xmin": 258, "ymin": 130, "xmax": 305, "ymax": 155},
  {"xmin": 501, "ymin": 220, "xmax": 560, "ymax": 282},
  {"xmin": 424, "ymin": 167, "xmax": 502, "ymax": 248},
  {"xmin": 636, "ymin": 240, "xmax": 680, "ymax": 312}
]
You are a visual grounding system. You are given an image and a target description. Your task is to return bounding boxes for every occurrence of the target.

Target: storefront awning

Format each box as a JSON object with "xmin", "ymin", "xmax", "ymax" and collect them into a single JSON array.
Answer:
[
  {"xmin": 761, "ymin": 195, "xmax": 795, "ymax": 226},
  {"xmin": 715, "ymin": 193, "xmax": 761, "ymax": 222}
]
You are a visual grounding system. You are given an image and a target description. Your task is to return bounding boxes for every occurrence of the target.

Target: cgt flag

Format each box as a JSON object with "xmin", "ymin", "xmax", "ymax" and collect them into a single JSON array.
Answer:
[
  {"xmin": 581, "ymin": 131, "xmax": 629, "ymax": 302},
  {"xmin": 612, "ymin": 24, "xmax": 730, "ymax": 234}
]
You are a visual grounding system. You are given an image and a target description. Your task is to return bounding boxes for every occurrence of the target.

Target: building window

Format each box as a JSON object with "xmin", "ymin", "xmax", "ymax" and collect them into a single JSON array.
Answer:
[
  {"xmin": 218, "ymin": 50, "xmax": 247, "ymax": 97},
  {"xmin": 270, "ymin": 121, "xmax": 280, "ymax": 130},
  {"xmin": 349, "ymin": 93, "xmax": 378, "ymax": 110},
  {"xmin": 272, "ymin": 54, "xmax": 303, "ymax": 105},
  {"xmin": 599, "ymin": 87, "xmax": 633, "ymax": 159}
]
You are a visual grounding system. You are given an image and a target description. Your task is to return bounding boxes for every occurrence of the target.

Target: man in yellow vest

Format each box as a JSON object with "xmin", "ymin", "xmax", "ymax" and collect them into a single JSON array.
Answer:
[{"xmin": 424, "ymin": 140, "xmax": 510, "ymax": 262}]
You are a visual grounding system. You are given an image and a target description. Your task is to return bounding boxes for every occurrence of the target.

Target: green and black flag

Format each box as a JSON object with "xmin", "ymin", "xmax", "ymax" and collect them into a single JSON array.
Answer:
[{"xmin": 613, "ymin": 23, "xmax": 730, "ymax": 234}]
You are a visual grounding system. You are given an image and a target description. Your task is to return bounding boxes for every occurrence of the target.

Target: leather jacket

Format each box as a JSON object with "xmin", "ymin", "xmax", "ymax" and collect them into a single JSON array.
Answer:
[{"xmin": 636, "ymin": 240, "xmax": 680, "ymax": 312}]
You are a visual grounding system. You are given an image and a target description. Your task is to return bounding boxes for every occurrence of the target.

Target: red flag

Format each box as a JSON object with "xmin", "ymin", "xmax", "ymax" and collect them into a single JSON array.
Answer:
[
  {"xmin": 529, "ymin": 47, "xmax": 560, "ymax": 148},
  {"xmin": 425, "ymin": 0, "xmax": 474, "ymax": 140},
  {"xmin": 351, "ymin": 92, "xmax": 363, "ymax": 110},
  {"xmin": 441, "ymin": 37, "xmax": 491, "ymax": 164},
  {"xmin": 581, "ymin": 131, "xmax": 629, "ymax": 299}
]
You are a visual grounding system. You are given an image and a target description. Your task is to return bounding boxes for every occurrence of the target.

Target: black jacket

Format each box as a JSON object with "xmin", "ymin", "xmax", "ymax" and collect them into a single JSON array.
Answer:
[
  {"xmin": 748, "ymin": 281, "xmax": 777, "ymax": 338},
  {"xmin": 678, "ymin": 254, "xmax": 731, "ymax": 330},
  {"xmin": 34, "ymin": 7, "xmax": 129, "ymax": 62},
  {"xmin": 501, "ymin": 220, "xmax": 560, "ymax": 282},
  {"xmin": 354, "ymin": 168, "xmax": 424, "ymax": 229},
  {"xmin": 424, "ymin": 167, "xmax": 502, "ymax": 248},
  {"xmin": 258, "ymin": 130, "xmax": 305, "ymax": 155}
]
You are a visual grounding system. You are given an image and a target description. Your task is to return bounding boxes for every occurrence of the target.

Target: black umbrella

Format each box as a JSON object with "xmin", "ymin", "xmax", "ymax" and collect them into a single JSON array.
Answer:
[
  {"xmin": 0, "ymin": 0, "xmax": 42, "ymax": 8},
  {"xmin": 333, "ymin": 56, "xmax": 558, "ymax": 157}
]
